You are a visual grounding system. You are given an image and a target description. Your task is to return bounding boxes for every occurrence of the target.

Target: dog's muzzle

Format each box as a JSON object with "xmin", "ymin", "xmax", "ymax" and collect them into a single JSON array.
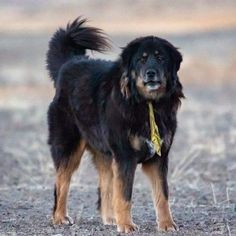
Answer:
[{"xmin": 144, "ymin": 69, "xmax": 162, "ymax": 91}]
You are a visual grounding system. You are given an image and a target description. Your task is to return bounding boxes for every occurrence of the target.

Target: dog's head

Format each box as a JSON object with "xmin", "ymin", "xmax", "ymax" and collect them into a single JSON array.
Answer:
[{"xmin": 120, "ymin": 36, "xmax": 182, "ymax": 101}]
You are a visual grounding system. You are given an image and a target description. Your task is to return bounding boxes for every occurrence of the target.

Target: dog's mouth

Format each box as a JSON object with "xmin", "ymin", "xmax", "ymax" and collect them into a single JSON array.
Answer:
[{"xmin": 144, "ymin": 80, "xmax": 162, "ymax": 91}]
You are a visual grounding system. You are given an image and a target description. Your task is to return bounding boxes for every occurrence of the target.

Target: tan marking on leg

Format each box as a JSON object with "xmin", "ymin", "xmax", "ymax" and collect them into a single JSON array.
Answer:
[
  {"xmin": 53, "ymin": 139, "xmax": 86, "ymax": 225},
  {"xmin": 142, "ymin": 162, "xmax": 177, "ymax": 231},
  {"xmin": 112, "ymin": 160, "xmax": 138, "ymax": 233},
  {"xmin": 93, "ymin": 152, "xmax": 115, "ymax": 225}
]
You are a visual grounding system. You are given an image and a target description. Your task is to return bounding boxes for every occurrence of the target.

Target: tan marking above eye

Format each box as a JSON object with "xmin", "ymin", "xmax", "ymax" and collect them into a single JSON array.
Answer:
[
  {"xmin": 155, "ymin": 50, "xmax": 159, "ymax": 55},
  {"xmin": 142, "ymin": 52, "xmax": 148, "ymax": 57}
]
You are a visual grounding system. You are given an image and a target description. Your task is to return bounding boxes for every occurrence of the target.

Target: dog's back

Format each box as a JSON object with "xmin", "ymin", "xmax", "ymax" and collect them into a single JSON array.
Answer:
[{"xmin": 47, "ymin": 17, "xmax": 113, "ymax": 169}]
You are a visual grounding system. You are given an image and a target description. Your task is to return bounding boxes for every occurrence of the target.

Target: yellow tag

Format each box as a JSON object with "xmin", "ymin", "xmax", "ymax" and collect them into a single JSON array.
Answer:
[{"xmin": 148, "ymin": 102, "xmax": 162, "ymax": 156}]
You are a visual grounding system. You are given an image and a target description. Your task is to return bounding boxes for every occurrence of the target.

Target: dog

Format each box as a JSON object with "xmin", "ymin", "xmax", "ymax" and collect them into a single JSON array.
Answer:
[{"xmin": 46, "ymin": 17, "xmax": 184, "ymax": 233}]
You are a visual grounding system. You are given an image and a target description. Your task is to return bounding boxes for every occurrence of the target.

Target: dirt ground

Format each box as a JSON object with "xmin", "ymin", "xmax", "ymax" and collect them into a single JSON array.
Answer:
[
  {"xmin": 0, "ymin": 1, "xmax": 236, "ymax": 235},
  {"xmin": 0, "ymin": 84, "xmax": 235, "ymax": 236}
]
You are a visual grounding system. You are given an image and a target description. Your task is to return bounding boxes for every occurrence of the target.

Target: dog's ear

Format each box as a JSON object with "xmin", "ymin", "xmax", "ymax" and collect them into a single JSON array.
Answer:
[
  {"xmin": 120, "ymin": 38, "xmax": 142, "ymax": 99},
  {"xmin": 120, "ymin": 37, "xmax": 142, "ymax": 68},
  {"xmin": 165, "ymin": 42, "xmax": 184, "ymax": 100},
  {"xmin": 168, "ymin": 44, "xmax": 182, "ymax": 83},
  {"xmin": 120, "ymin": 38, "xmax": 140, "ymax": 99},
  {"xmin": 161, "ymin": 40, "xmax": 182, "ymax": 89},
  {"xmin": 161, "ymin": 39, "xmax": 183, "ymax": 98},
  {"xmin": 171, "ymin": 47, "xmax": 182, "ymax": 76}
]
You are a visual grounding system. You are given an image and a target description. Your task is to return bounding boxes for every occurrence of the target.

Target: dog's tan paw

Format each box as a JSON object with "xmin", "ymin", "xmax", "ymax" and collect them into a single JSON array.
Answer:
[
  {"xmin": 103, "ymin": 217, "xmax": 116, "ymax": 225},
  {"xmin": 117, "ymin": 222, "xmax": 139, "ymax": 233},
  {"xmin": 53, "ymin": 215, "xmax": 74, "ymax": 225},
  {"xmin": 158, "ymin": 220, "xmax": 178, "ymax": 231}
]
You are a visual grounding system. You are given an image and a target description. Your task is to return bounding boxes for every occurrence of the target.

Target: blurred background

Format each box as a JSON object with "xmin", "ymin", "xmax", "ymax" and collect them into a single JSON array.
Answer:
[{"xmin": 0, "ymin": 1, "xmax": 235, "ymax": 235}]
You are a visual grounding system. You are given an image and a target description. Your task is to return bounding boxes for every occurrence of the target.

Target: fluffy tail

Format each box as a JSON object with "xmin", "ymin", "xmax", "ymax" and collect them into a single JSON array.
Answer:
[{"xmin": 46, "ymin": 17, "xmax": 110, "ymax": 83}]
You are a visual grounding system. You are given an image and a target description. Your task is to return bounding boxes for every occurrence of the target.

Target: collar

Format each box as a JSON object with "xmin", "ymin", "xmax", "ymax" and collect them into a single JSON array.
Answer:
[{"xmin": 148, "ymin": 102, "xmax": 162, "ymax": 156}]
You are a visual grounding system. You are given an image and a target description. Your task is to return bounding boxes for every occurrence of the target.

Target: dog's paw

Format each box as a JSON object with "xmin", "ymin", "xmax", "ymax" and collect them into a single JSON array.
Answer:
[
  {"xmin": 103, "ymin": 217, "xmax": 116, "ymax": 225},
  {"xmin": 117, "ymin": 222, "xmax": 139, "ymax": 233},
  {"xmin": 158, "ymin": 220, "xmax": 178, "ymax": 231},
  {"xmin": 145, "ymin": 139, "xmax": 156, "ymax": 159},
  {"xmin": 53, "ymin": 215, "xmax": 74, "ymax": 225}
]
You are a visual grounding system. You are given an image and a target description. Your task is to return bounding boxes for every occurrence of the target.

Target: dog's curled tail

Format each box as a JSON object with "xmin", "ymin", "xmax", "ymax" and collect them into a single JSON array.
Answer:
[{"xmin": 46, "ymin": 17, "xmax": 111, "ymax": 83}]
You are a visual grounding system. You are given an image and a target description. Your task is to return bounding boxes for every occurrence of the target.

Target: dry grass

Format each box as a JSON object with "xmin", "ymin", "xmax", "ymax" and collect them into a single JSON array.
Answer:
[{"xmin": 0, "ymin": 84, "xmax": 235, "ymax": 235}]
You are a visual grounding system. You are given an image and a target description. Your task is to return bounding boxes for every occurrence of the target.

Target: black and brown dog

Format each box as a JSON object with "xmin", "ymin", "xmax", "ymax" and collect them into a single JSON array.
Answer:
[{"xmin": 46, "ymin": 17, "xmax": 184, "ymax": 233}]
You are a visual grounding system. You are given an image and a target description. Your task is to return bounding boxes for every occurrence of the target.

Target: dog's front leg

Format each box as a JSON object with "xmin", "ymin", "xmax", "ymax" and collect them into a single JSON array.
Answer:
[
  {"xmin": 112, "ymin": 156, "xmax": 138, "ymax": 233},
  {"xmin": 142, "ymin": 156, "xmax": 177, "ymax": 231}
]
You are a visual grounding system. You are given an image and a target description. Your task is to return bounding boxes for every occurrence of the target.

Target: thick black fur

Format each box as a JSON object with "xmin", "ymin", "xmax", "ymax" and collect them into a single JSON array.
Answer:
[{"xmin": 47, "ymin": 17, "xmax": 184, "ymax": 203}]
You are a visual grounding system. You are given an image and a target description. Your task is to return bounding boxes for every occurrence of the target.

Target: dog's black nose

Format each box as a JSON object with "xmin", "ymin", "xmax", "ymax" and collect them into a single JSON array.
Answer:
[{"xmin": 146, "ymin": 69, "xmax": 156, "ymax": 79}]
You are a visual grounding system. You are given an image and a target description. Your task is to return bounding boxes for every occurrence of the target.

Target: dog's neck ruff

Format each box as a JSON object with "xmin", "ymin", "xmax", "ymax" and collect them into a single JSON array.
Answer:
[{"xmin": 148, "ymin": 102, "xmax": 162, "ymax": 156}]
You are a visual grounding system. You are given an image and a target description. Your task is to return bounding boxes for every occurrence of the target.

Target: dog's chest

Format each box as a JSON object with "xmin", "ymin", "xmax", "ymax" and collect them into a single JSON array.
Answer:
[
  {"xmin": 129, "ymin": 111, "xmax": 151, "ymax": 138},
  {"xmin": 130, "ymin": 108, "xmax": 167, "ymax": 140}
]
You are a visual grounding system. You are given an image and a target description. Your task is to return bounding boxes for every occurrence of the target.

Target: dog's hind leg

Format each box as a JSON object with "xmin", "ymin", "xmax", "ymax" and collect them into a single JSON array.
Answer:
[
  {"xmin": 53, "ymin": 139, "xmax": 86, "ymax": 225},
  {"xmin": 48, "ymin": 102, "xmax": 86, "ymax": 225},
  {"xmin": 92, "ymin": 152, "xmax": 115, "ymax": 225}
]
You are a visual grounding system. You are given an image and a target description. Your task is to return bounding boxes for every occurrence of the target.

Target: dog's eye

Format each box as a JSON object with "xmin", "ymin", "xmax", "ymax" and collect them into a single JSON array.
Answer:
[
  {"xmin": 156, "ymin": 55, "xmax": 164, "ymax": 62},
  {"xmin": 140, "ymin": 56, "xmax": 147, "ymax": 63}
]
